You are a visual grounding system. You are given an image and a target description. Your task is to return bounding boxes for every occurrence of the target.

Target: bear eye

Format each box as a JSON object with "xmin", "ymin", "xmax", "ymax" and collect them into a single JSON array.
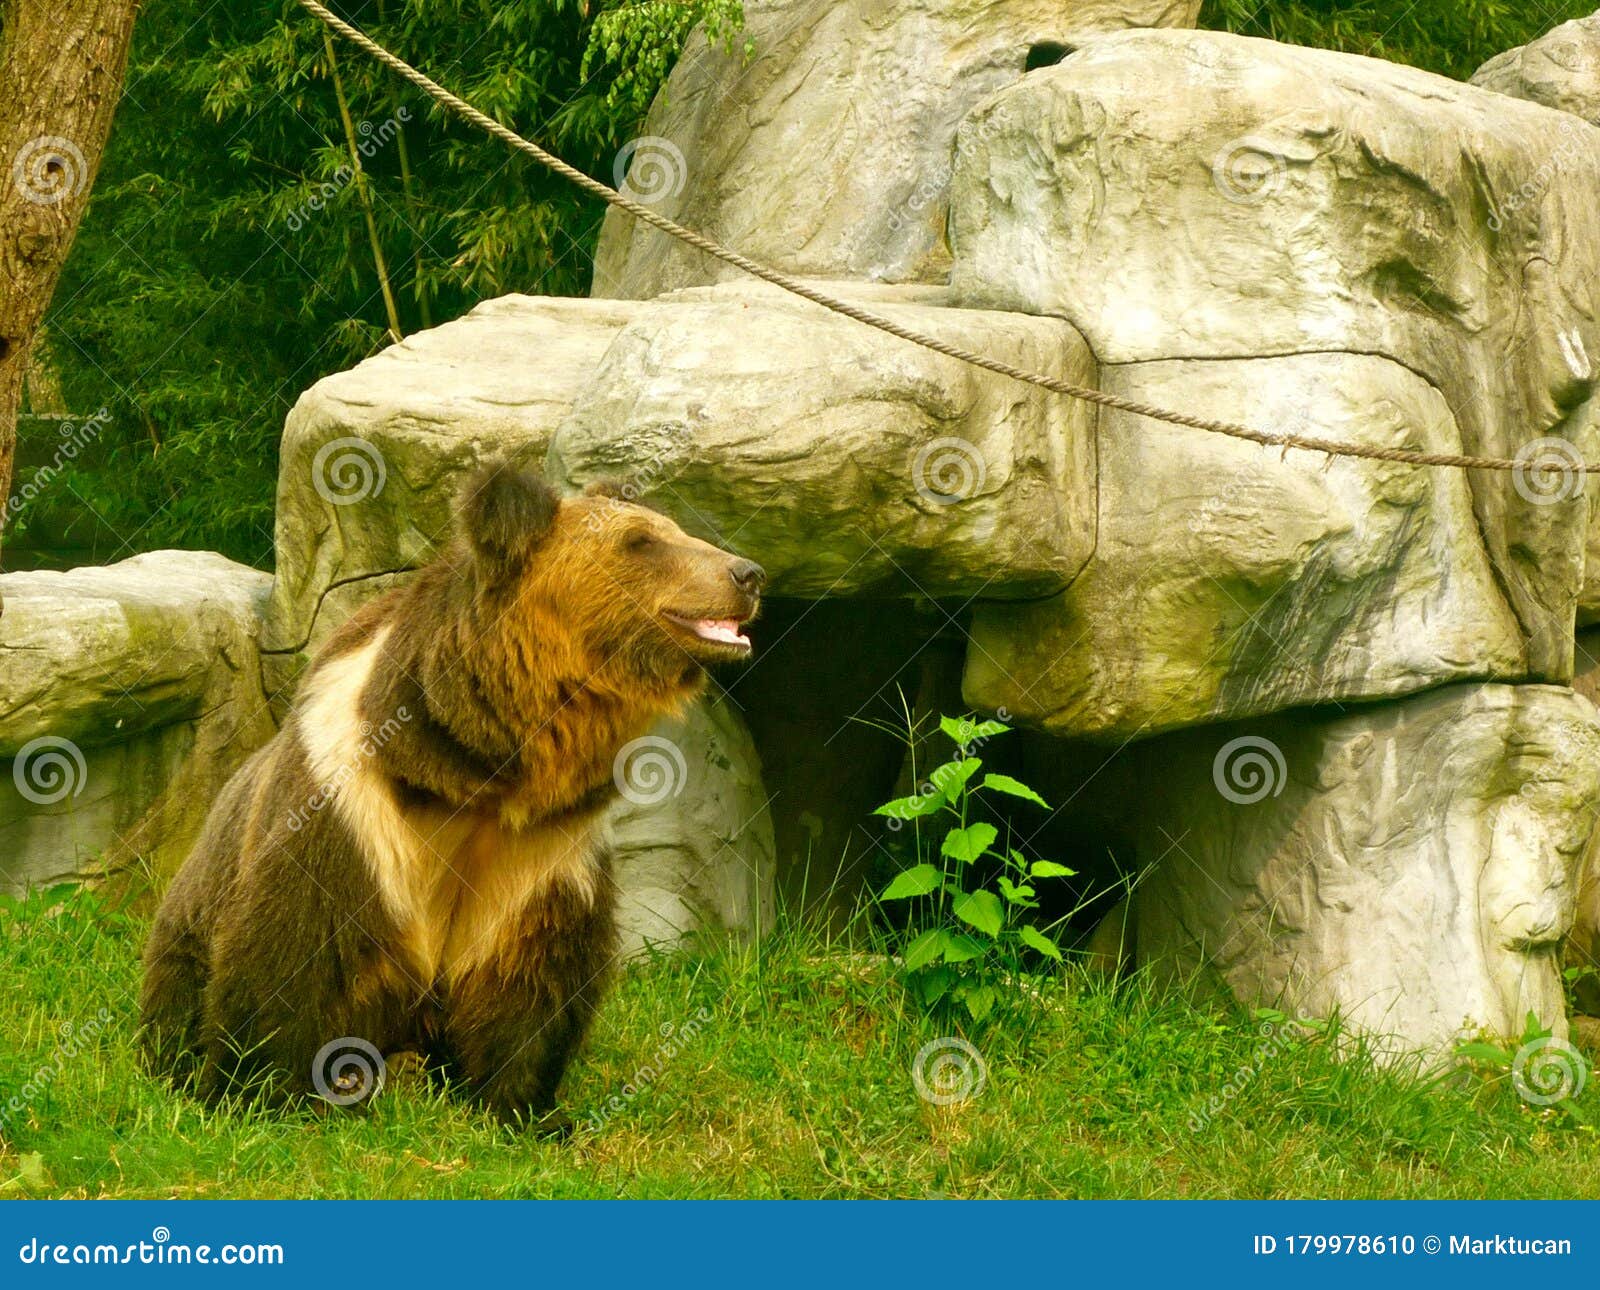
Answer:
[{"xmin": 625, "ymin": 530, "xmax": 656, "ymax": 553}]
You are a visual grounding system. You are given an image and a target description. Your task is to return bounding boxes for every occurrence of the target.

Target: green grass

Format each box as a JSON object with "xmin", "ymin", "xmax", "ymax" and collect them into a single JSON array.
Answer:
[{"xmin": 2, "ymin": 884, "xmax": 1597, "ymax": 1199}]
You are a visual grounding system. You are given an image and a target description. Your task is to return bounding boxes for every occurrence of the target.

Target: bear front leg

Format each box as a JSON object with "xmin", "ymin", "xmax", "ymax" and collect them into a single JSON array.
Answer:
[{"xmin": 441, "ymin": 880, "xmax": 617, "ymax": 1134}]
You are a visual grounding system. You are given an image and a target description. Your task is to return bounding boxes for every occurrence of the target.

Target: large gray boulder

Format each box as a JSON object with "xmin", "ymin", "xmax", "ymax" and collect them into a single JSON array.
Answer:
[
  {"xmin": 949, "ymin": 29, "xmax": 1600, "ymax": 737},
  {"xmin": 1133, "ymin": 683, "xmax": 1600, "ymax": 1055},
  {"xmin": 549, "ymin": 281, "xmax": 1097, "ymax": 599},
  {"xmin": 0, "ymin": 552, "xmax": 275, "ymax": 888},
  {"xmin": 1473, "ymin": 12, "xmax": 1600, "ymax": 124},
  {"xmin": 1470, "ymin": 13, "xmax": 1600, "ymax": 626},
  {"xmin": 591, "ymin": 0, "xmax": 1202, "ymax": 298},
  {"xmin": 962, "ymin": 353, "xmax": 1537, "ymax": 739},
  {"xmin": 266, "ymin": 282, "xmax": 1099, "ymax": 663}
]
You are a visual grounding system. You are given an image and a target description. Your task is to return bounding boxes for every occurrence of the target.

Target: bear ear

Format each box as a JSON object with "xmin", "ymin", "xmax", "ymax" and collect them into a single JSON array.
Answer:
[{"xmin": 458, "ymin": 462, "xmax": 560, "ymax": 572}]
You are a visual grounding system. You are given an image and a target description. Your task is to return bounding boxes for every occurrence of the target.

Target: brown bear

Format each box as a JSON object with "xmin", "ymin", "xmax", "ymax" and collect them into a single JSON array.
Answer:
[{"xmin": 138, "ymin": 462, "xmax": 764, "ymax": 1132}]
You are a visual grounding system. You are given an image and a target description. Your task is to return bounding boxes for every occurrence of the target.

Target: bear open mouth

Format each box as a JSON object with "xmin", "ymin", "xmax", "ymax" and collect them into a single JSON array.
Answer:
[{"xmin": 662, "ymin": 612, "xmax": 753, "ymax": 654}]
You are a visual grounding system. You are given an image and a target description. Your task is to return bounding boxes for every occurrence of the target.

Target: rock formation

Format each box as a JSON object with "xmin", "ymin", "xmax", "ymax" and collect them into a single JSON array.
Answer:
[{"xmin": 0, "ymin": 552, "xmax": 274, "ymax": 887}]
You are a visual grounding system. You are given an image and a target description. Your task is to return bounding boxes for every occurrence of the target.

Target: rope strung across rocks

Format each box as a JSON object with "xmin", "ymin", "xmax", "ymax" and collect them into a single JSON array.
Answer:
[{"xmin": 294, "ymin": 0, "xmax": 1598, "ymax": 477}]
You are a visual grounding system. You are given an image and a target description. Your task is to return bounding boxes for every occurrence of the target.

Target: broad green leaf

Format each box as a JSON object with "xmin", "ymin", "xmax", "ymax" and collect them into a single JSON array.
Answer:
[
  {"xmin": 942, "ymin": 822, "xmax": 999, "ymax": 864},
  {"xmin": 964, "ymin": 984, "xmax": 996, "ymax": 1022},
  {"xmin": 979, "ymin": 773, "xmax": 1048, "ymax": 809},
  {"xmin": 942, "ymin": 933, "xmax": 988, "ymax": 964},
  {"xmin": 873, "ymin": 792, "xmax": 946, "ymax": 820},
  {"xmin": 1454, "ymin": 1041, "xmax": 1512, "ymax": 1067},
  {"xmin": 1029, "ymin": 860, "xmax": 1077, "ymax": 879},
  {"xmin": 929, "ymin": 757, "xmax": 981, "ymax": 799},
  {"xmin": 940, "ymin": 714, "xmax": 1010, "ymax": 747},
  {"xmin": 996, "ymin": 875, "xmax": 1037, "ymax": 906},
  {"xmin": 1019, "ymin": 923, "xmax": 1064, "ymax": 961},
  {"xmin": 919, "ymin": 966, "xmax": 953, "ymax": 1006},
  {"xmin": 880, "ymin": 864, "xmax": 943, "ymax": 900},
  {"xmin": 904, "ymin": 928, "xmax": 946, "ymax": 970},
  {"xmin": 952, "ymin": 888, "xmax": 1005, "ymax": 937}
]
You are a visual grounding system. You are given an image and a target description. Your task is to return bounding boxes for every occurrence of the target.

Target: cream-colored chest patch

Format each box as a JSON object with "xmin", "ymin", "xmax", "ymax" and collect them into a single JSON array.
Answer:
[{"xmin": 295, "ymin": 626, "xmax": 601, "ymax": 988}]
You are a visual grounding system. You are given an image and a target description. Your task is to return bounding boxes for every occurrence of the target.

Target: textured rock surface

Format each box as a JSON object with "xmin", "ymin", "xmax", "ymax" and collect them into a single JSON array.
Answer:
[
  {"xmin": 963, "ymin": 354, "xmax": 1533, "ymax": 739},
  {"xmin": 1133, "ymin": 684, "xmax": 1600, "ymax": 1054},
  {"xmin": 1471, "ymin": 12, "xmax": 1600, "ymax": 625},
  {"xmin": 950, "ymin": 29, "xmax": 1600, "ymax": 731},
  {"xmin": 1473, "ymin": 12, "xmax": 1600, "ymax": 124},
  {"xmin": 0, "ymin": 552, "xmax": 275, "ymax": 888},
  {"xmin": 606, "ymin": 692, "xmax": 776, "ymax": 955},
  {"xmin": 591, "ymin": 0, "xmax": 1201, "ymax": 298},
  {"xmin": 549, "ymin": 281, "xmax": 1097, "ymax": 598},
  {"xmin": 262, "ymin": 294, "xmax": 643, "ymax": 689}
]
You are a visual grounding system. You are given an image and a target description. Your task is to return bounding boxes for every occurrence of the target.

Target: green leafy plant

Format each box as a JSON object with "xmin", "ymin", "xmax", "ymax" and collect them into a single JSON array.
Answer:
[
  {"xmin": 583, "ymin": 0, "xmax": 748, "ymax": 118},
  {"xmin": 1454, "ymin": 1012, "xmax": 1595, "ymax": 1129},
  {"xmin": 873, "ymin": 715, "xmax": 1075, "ymax": 1022},
  {"xmin": 1454, "ymin": 1012, "xmax": 1561, "ymax": 1070}
]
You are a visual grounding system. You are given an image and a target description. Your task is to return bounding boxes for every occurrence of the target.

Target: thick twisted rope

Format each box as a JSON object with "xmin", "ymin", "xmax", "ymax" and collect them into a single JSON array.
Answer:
[{"xmin": 294, "ymin": 0, "xmax": 1597, "ymax": 477}]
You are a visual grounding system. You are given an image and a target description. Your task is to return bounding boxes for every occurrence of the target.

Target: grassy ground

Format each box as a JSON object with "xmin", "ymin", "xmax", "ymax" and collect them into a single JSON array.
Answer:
[{"xmin": 2, "ymin": 883, "xmax": 1597, "ymax": 1199}]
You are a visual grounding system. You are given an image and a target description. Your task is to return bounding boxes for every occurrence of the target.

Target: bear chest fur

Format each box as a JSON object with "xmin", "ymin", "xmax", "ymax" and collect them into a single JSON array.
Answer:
[{"xmin": 296, "ymin": 624, "xmax": 604, "ymax": 988}]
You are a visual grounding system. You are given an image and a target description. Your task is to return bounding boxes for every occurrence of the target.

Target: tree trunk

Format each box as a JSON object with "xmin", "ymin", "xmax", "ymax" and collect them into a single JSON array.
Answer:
[{"xmin": 0, "ymin": 0, "xmax": 140, "ymax": 585}]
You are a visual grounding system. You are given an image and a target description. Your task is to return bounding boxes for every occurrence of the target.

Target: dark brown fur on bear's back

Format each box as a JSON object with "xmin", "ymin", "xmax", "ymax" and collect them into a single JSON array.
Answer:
[{"xmin": 139, "ymin": 464, "xmax": 763, "ymax": 1127}]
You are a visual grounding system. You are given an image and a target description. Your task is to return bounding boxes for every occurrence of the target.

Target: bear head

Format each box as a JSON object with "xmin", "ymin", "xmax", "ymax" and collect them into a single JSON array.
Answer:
[{"xmin": 456, "ymin": 463, "xmax": 766, "ymax": 693}]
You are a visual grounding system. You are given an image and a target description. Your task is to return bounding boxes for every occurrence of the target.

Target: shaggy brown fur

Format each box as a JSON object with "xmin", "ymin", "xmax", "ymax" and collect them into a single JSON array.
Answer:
[{"xmin": 139, "ymin": 464, "xmax": 764, "ymax": 1131}]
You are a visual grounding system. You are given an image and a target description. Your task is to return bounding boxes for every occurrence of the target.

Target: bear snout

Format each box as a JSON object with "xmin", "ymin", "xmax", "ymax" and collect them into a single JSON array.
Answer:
[{"xmin": 730, "ymin": 558, "xmax": 766, "ymax": 595}]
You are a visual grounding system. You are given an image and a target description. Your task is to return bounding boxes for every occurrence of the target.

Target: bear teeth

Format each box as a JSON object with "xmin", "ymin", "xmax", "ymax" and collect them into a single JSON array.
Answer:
[
  {"xmin": 693, "ymin": 618, "xmax": 749, "ymax": 647},
  {"xmin": 664, "ymin": 612, "xmax": 752, "ymax": 649}
]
